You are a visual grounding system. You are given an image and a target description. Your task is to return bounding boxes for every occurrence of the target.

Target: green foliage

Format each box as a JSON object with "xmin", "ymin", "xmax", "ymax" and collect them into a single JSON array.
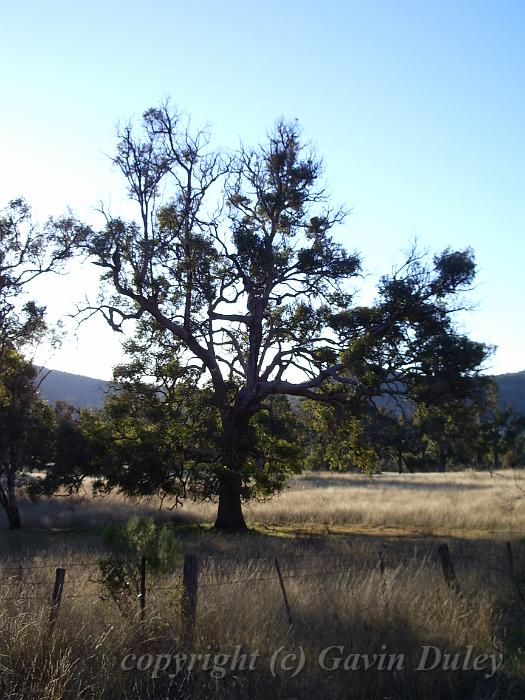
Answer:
[
  {"xmin": 100, "ymin": 355, "xmax": 221, "ymax": 503},
  {"xmin": 101, "ymin": 516, "xmax": 182, "ymax": 571},
  {"xmin": 248, "ymin": 395, "xmax": 304, "ymax": 496},
  {"xmin": 0, "ymin": 198, "xmax": 85, "ymax": 351},
  {"xmin": 99, "ymin": 517, "xmax": 182, "ymax": 615},
  {"xmin": 299, "ymin": 394, "xmax": 380, "ymax": 474},
  {"xmin": 300, "ymin": 376, "xmax": 525, "ymax": 473},
  {"xmin": 80, "ymin": 322, "xmax": 304, "ymax": 506},
  {"xmin": 97, "ymin": 559, "xmax": 137, "ymax": 616},
  {"xmin": 77, "ymin": 103, "xmax": 494, "ymax": 527},
  {"xmin": 97, "ymin": 370, "xmax": 304, "ymax": 505},
  {"xmin": 0, "ymin": 196, "xmax": 86, "ymax": 528},
  {"xmin": 35, "ymin": 402, "xmax": 110, "ymax": 497},
  {"xmin": 0, "ymin": 348, "xmax": 56, "ymax": 528}
]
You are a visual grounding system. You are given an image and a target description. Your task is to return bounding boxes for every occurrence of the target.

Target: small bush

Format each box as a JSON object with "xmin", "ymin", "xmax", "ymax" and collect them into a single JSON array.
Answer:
[{"xmin": 99, "ymin": 517, "xmax": 182, "ymax": 614}]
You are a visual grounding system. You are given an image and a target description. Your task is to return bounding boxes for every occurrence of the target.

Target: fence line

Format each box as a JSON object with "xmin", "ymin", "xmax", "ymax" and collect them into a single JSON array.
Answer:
[
  {"xmin": 0, "ymin": 558, "xmax": 130, "ymax": 573},
  {"xmin": 0, "ymin": 541, "xmax": 522, "ymax": 634}
]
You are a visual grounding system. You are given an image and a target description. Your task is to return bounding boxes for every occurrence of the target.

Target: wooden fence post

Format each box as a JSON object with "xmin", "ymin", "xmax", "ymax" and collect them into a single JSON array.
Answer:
[
  {"xmin": 139, "ymin": 554, "xmax": 147, "ymax": 623},
  {"xmin": 274, "ymin": 558, "xmax": 294, "ymax": 629},
  {"xmin": 506, "ymin": 542, "xmax": 515, "ymax": 578},
  {"xmin": 49, "ymin": 567, "xmax": 66, "ymax": 629},
  {"xmin": 378, "ymin": 549, "xmax": 386, "ymax": 595},
  {"xmin": 378, "ymin": 550, "xmax": 386, "ymax": 576},
  {"xmin": 182, "ymin": 554, "xmax": 199, "ymax": 646},
  {"xmin": 437, "ymin": 543, "xmax": 460, "ymax": 593}
]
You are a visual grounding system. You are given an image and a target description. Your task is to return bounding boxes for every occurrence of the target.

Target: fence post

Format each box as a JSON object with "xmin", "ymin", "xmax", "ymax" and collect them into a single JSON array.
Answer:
[
  {"xmin": 182, "ymin": 554, "xmax": 199, "ymax": 647},
  {"xmin": 437, "ymin": 543, "xmax": 460, "ymax": 593},
  {"xmin": 506, "ymin": 542, "xmax": 515, "ymax": 578},
  {"xmin": 378, "ymin": 549, "xmax": 386, "ymax": 576},
  {"xmin": 378, "ymin": 549, "xmax": 387, "ymax": 595},
  {"xmin": 49, "ymin": 567, "xmax": 66, "ymax": 629},
  {"xmin": 139, "ymin": 554, "xmax": 147, "ymax": 623},
  {"xmin": 274, "ymin": 558, "xmax": 294, "ymax": 629}
]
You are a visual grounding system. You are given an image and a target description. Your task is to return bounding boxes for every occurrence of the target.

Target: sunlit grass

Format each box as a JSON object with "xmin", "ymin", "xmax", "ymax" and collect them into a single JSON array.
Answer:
[
  {"xmin": 10, "ymin": 469, "xmax": 525, "ymax": 536},
  {"xmin": 0, "ymin": 469, "xmax": 524, "ymax": 698}
]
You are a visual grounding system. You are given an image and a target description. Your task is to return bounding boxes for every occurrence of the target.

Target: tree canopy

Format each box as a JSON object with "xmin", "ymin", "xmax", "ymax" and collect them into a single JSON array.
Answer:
[
  {"xmin": 71, "ymin": 102, "xmax": 491, "ymax": 529},
  {"xmin": 0, "ymin": 198, "xmax": 85, "ymax": 352}
]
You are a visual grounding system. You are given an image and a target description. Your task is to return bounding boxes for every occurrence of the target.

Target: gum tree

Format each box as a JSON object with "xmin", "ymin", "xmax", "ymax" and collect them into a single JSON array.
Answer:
[
  {"xmin": 0, "ymin": 199, "xmax": 85, "ymax": 528},
  {"xmin": 83, "ymin": 103, "xmax": 488, "ymax": 529},
  {"xmin": 0, "ymin": 198, "xmax": 84, "ymax": 351}
]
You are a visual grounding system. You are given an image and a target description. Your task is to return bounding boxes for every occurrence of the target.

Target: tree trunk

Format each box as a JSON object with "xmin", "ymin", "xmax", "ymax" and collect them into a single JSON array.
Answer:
[
  {"xmin": 0, "ymin": 472, "xmax": 23, "ymax": 530},
  {"xmin": 214, "ymin": 474, "xmax": 247, "ymax": 530},
  {"xmin": 6, "ymin": 502, "xmax": 22, "ymax": 530},
  {"xmin": 437, "ymin": 443, "xmax": 448, "ymax": 473},
  {"xmin": 213, "ymin": 411, "xmax": 249, "ymax": 531},
  {"xmin": 492, "ymin": 434, "xmax": 500, "ymax": 470}
]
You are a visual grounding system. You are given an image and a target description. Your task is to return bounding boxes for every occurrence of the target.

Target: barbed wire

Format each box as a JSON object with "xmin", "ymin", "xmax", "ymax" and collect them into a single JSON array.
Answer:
[
  {"xmin": 0, "ymin": 558, "xmax": 128, "ymax": 573},
  {"xmin": 0, "ymin": 541, "xmax": 520, "ymax": 604},
  {"xmin": 1, "ymin": 541, "xmax": 516, "ymax": 574}
]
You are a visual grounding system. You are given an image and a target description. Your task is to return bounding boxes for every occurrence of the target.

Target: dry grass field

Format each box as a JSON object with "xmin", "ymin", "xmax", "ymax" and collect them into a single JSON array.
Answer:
[
  {"xmin": 0, "ymin": 469, "xmax": 524, "ymax": 699},
  {"xmin": 13, "ymin": 468, "xmax": 525, "ymax": 535}
]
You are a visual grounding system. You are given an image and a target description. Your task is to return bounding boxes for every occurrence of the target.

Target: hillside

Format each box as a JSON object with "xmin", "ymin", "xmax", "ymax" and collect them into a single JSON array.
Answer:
[
  {"xmin": 495, "ymin": 369, "xmax": 525, "ymax": 414},
  {"xmin": 36, "ymin": 367, "xmax": 525, "ymax": 414},
  {"xmin": 37, "ymin": 369, "xmax": 109, "ymax": 409}
]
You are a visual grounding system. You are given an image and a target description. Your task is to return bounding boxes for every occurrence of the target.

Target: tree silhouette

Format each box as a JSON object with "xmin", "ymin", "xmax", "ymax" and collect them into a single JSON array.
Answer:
[{"xmin": 82, "ymin": 103, "xmax": 489, "ymax": 529}]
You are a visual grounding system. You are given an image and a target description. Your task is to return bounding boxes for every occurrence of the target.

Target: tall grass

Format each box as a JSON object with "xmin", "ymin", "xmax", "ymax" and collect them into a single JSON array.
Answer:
[
  {"xmin": 0, "ymin": 470, "xmax": 524, "ymax": 698},
  {"xmin": 0, "ymin": 537, "xmax": 524, "ymax": 698},
  {"xmin": 9, "ymin": 469, "xmax": 525, "ymax": 534}
]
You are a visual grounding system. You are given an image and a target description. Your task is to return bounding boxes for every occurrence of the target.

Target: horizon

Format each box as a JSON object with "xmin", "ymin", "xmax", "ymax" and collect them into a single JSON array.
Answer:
[{"xmin": 38, "ymin": 363, "xmax": 525, "ymax": 385}]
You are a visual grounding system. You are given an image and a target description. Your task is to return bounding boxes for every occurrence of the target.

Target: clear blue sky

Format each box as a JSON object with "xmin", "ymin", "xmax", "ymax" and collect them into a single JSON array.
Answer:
[{"xmin": 1, "ymin": 0, "xmax": 524, "ymax": 378}]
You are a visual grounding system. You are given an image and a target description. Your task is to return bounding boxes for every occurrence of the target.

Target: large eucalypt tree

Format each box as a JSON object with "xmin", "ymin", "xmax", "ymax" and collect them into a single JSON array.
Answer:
[{"xmin": 84, "ymin": 103, "xmax": 487, "ymax": 529}]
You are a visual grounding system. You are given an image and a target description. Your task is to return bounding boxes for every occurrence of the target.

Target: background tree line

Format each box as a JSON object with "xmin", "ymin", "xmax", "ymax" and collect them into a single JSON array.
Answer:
[
  {"xmin": 299, "ymin": 381, "xmax": 525, "ymax": 474},
  {"xmin": 1, "ymin": 346, "xmax": 523, "ymax": 531}
]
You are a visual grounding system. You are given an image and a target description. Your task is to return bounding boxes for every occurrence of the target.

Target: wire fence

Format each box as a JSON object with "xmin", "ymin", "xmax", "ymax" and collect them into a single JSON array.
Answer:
[
  {"xmin": 0, "ymin": 541, "xmax": 522, "ymax": 578},
  {"xmin": 1, "ymin": 539, "xmax": 523, "ymax": 621}
]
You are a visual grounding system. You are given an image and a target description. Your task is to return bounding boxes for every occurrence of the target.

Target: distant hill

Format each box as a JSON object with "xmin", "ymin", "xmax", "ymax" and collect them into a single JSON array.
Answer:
[
  {"xmin": 35, "ymin": 367, "xmax": 525, "ymax": 415},
  {"xmin": 494, "ymin": 369, "xmax": 525, "ymax": 415},
  {"xmin": 37, "ymin": 369, "xmax": 109, "ymax": 410}
]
